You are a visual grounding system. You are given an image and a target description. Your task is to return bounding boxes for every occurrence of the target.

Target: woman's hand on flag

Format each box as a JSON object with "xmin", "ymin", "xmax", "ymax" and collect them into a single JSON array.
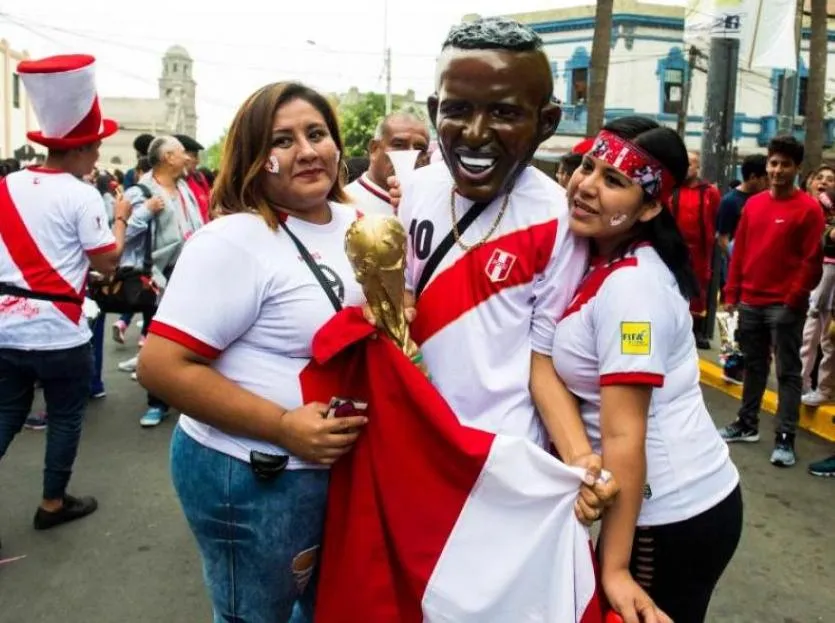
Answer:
[{"xmin": 571, "ymin": 453, "xmax": 619, "ymax": 525}]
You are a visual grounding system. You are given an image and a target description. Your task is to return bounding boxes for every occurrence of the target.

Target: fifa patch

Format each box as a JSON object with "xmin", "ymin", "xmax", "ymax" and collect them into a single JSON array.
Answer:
[{"xmin": 621, "ymin": 322, "xmax": 651, "ymax": 355}]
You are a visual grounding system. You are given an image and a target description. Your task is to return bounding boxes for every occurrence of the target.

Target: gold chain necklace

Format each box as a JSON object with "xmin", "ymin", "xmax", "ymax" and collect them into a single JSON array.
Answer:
[{"xmin": 450, "ymin": 187, "xmax": 511, "ymax": 251}]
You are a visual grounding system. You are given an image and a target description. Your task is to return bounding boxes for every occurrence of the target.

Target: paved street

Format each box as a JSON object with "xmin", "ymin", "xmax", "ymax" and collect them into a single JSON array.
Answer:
[{"xmin": 1, "ymin": 334, "xmax": 833, "ymax": 623}]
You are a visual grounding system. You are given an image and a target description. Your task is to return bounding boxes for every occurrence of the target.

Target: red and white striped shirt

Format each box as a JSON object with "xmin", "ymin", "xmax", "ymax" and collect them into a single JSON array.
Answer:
[
  {"xmin": 0, "ymin": 167, "xmax": 114, "ymax": 350},
  {"xmin": 400, "ymin": 162, "xmax": 587, "ymax": 445}
]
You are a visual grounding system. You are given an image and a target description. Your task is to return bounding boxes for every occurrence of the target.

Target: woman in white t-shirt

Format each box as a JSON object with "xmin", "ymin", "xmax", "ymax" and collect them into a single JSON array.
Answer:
[
  {"xmin": 137, "ymin": 82, "xmax": 368, "ymax": 623},
  {"xmin": 551, "ymin": 117, "xmax": 742, "ymax": 623}
]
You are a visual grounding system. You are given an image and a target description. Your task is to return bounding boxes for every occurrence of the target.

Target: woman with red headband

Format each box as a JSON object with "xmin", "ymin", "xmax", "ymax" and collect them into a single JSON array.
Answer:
[{"xmin": 550, "ymin": 116, "xmax": 742, "ymax": 623}]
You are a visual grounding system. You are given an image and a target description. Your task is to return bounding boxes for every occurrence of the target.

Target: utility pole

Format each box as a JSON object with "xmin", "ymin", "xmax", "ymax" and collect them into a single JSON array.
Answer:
[
  {"xmin": 802, "ymin": 0, "xmax": 828, "ymax": 178},
  {"xmin": 677, "ymin": 46, "xmax": 700, "ymax": 138},
  {"xmin": 700, "ymin": 12, "xmax": 742, "ymax": 340},
  {"xmin": 778, "ymin": 0, "xmax": 805, "ymax": 134},
  {"xmin": 383, "ymin": 0, "xmax": 392, "ymax": 114},
  {"xmin": 385, "ymin": 48, "xmax": 392, "ymax": 114},
  {"xmin": 586, "ymin": 0, "xmax": 614, "ymax": 136}
]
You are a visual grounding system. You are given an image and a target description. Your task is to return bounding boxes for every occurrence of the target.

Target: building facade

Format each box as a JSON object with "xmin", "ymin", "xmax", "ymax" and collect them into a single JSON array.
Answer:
[
  {"xmin": 0, "ymin": 39, "xmax": 39, "ymax": 161},
  {"xmin": 470, "ymin": 0, "xmax": 835, "ymax": 159},
  {"xmin": 98, "ymin": 45, "xmax": 198, "ymax": 169}
]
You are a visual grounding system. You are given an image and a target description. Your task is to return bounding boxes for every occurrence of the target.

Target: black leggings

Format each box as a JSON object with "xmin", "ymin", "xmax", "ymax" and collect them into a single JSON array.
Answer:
[{"xmin": 629, "ymin": 486, "xmax": 743, "ymax": 623}]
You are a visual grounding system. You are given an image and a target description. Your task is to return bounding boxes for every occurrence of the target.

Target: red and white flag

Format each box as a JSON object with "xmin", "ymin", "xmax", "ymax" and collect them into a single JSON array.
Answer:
[{"xmin": 301, "ymin": 308, "xmax": 603, "ymax": 623}]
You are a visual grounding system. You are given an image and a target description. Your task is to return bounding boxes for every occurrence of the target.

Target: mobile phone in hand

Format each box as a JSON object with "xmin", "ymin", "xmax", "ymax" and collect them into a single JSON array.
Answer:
[{"xmin": 325, "ymin": 397, "xmax": 368, "ymax": 419}]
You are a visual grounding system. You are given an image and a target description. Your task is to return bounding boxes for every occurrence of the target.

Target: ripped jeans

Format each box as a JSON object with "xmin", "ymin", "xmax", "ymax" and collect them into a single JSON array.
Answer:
[{"xmin": 170, "ymin": 424, "xmax": 328, "ymax": 623}]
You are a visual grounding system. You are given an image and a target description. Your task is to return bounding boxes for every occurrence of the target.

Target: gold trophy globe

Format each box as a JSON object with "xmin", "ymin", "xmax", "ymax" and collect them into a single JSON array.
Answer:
[{"xmin": 345, "ymin": 214, "xmax": 428, "ymax": 376}]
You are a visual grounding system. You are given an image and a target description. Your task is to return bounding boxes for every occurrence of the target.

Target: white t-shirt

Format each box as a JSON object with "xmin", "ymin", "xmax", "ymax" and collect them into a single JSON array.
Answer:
[
  {"xmin": 399, "ymin": 162, "xmax": 587, "ymax": 445},
  {"xmin": 551, "ymin": 244, "xmax": 739, "ymax": 526},
  {"xmin": 346, "ymin": 173, "xmax": 395, "ymax": 216},
  {"xmin": 149, "ymin": 205, "xmax": 365, "ymax": 469},
  {"xmin": 0, "ymin": 167, "xmax": 115, "ymax": 350}
]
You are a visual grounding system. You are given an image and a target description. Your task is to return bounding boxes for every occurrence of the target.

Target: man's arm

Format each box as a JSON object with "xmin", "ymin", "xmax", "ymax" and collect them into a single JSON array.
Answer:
[{"xmin": 786, "ymin": 206, "xmax": 826, "ymax": 310}]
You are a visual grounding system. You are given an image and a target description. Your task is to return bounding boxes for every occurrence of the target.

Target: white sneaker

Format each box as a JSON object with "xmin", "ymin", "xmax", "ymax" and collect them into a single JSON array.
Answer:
[
  {"xmin": 801, "ymin": 389, "xmax": 832, "ymax": 407},
  {"xmin": 117, "ymin": 356, "xmax": 139, "ymax": 372},
  {"xmin": 130, "ymin": 372, "xmax": 138, "ymax": 382}
]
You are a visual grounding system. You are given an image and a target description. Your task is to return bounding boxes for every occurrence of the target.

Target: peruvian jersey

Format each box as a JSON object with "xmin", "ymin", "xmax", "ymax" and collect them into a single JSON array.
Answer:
[
  {"xmin": 0, "ymin": 167, "xmax": 115, "ymax": 350},
  {"xmin": 149, "ymin": 205, "xmax": 365, "ymax": 469},
  {"xmin": 551, "ymin": 245, "xmax": 739, "ymax": 526},
  {"xmin": 399, "ymin": 162, "xmax": 588, "ymax": 445},
  {"xmin": 346, "ymin": 173, "xmax": 395, "ymax": 216}
]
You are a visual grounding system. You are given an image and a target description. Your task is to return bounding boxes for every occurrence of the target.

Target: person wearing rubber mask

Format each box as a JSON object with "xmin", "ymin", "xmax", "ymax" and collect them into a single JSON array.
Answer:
[{"xmin": 391, "ymin": 16, "xmax": 618, "ymax": 524}]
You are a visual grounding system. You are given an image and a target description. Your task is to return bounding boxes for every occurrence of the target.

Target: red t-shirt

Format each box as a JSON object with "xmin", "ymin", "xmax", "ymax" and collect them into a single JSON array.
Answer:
[{"xmin": 724, "ymin": 189, "xmax": 825, "ymax": 309}]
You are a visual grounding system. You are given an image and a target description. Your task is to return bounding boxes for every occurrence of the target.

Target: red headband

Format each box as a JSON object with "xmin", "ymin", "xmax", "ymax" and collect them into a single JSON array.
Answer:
[{"xmin": 588, "ymin": 130, "xmax": 676, "ymax": 203}]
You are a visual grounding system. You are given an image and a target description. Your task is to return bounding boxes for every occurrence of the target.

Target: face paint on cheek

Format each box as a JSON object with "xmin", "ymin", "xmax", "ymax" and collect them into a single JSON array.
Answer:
[
  {"xmin": 609, "ymin": 213, "xmax": 628, "ymax": 227},
  {"xmin": 265, "ymin": 155, "xmax": 280, "ymax": 174}
]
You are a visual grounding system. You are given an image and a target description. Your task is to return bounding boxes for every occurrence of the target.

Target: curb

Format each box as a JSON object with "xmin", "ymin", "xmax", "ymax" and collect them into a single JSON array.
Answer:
[{"xmin": 699, "ymin": 359, "xmax": 835, "ymax": 442}]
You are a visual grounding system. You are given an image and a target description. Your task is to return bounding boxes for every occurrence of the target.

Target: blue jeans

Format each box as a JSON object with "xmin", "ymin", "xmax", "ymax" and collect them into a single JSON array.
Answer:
[
  {"xmin": 90, "ymin": 314, "xmax": 105, "ymax": 395},
  {"xmin": 170, "ymin": 425, "xmax": 328, "ymax": 623},
  {"xmin": 0, "ymin": 344, "xmax": 93, "ymax": 499}
]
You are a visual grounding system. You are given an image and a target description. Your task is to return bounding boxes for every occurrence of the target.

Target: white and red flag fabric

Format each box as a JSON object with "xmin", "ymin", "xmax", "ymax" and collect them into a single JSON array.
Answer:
[{"xmin": 300, "ymin": 307, "xmax": 604, "ymax": 623}]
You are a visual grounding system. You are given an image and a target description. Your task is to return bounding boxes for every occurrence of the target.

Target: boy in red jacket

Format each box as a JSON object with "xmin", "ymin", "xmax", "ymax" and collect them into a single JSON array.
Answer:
[{"xmin": 719, "ymin": 136, "xmax": 825, "ymax": 467}]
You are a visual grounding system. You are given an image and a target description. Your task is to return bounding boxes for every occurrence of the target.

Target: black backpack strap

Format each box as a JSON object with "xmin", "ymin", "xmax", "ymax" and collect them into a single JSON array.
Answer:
[
  {"xmin": 279, "ymin": 221, "xmax": 342, "ymax": 312},
  {"xmin": 0, "ymin": 283, "xmax": 83, "ymax": 304},
  {"xmin": 414, "ymin": 201, "xmax": 490, "ymax": 299}
]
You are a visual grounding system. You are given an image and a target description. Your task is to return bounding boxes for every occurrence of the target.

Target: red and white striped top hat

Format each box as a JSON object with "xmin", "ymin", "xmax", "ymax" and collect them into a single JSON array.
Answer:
[{"xmin": 17, "ymin": 54, "xmax": 118, "ymax": 149}]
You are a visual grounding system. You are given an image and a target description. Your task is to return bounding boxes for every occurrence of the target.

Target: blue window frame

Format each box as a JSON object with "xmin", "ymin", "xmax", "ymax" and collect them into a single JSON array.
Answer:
[
  {"xmin": 563, "ymin": 47, "xmax": 590, "ymax": 104},
  {"xmin": 771, "ymin": 57, "xmax": 809, "ymax": 116},
  {"xmin": 656, "ymin": 47, "xmax": 686, "ymax": 115}
]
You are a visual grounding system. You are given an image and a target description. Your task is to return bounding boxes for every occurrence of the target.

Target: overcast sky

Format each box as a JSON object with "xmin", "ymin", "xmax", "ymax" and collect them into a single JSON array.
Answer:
[{"xmin": 0, "ymin": 0, "xmax": 684, "ymax": 146}]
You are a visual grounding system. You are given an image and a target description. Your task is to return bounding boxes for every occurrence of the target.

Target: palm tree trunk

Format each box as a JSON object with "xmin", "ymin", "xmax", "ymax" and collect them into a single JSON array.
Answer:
[
  {"xmin": 586, "ymin": 0, "xmax": 614, "ymax": 136},
  {"xmin": 804, "ymin": 0, "xmax": 828, "ymax": 178}
]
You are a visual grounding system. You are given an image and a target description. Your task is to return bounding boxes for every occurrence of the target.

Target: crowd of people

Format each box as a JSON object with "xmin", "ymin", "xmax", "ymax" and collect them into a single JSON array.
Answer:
[{"xmin": 0, "ymin": 15, "xmax": 831, "ymax": 623}]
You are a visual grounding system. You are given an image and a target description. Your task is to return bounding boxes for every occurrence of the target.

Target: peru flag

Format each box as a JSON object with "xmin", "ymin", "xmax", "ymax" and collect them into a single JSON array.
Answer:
[{"xmin": 300, "ymin": 308, "xmax": 603, "ymax": 623}]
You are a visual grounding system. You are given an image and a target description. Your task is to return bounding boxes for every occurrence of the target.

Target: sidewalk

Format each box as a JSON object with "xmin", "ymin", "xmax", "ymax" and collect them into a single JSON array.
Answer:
[{"xmin": 699, "ymin": 341, "xmax": 835, "ymax": 442}]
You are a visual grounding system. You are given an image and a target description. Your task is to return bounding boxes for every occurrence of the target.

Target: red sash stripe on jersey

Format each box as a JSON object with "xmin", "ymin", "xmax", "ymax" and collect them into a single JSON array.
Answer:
[
  {"xmin": 561, "ymin": 257, "xmax": 639, "ymax": 320},
  {"xmin": 86, "ymin": 241, "xmax": 117, "ymax": 256},
  {"xmin": 411, "ymin": 220, "xmax": 558, "ymax": 346},
  {"xmin": 0, "ymin": 179, "xmax": 83, "ymax": 324},
  {"xmin": 149, "ymin": 320, "xmax": 222, "ymax": 360},
  {"xmin": 600, "ymin": 372, "xmax": 664, "ymax": 387}
]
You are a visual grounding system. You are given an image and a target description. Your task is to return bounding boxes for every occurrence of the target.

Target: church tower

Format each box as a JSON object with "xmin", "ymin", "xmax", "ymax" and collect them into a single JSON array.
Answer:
[{"xmin": 159, "ymin": 45, "xmax": 197, "ymax": 138}]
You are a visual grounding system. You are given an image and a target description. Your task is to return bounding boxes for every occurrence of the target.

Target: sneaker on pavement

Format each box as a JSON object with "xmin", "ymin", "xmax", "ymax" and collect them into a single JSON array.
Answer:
[
  {"xmin": 808, "ymin": 454, "xmax": 835, "ymax": 477},
  {"xmin": 111, "ymin": 320, "xmax": 127, "ymax": 344},
  {"xmin": 138, "ymin": 335, "xmax": 146, "ymax": 348},
  {"xmin": 770, "ymin": 433, "xmax": 797, "ymax": 467},
  {"xmin": 718, "ymin": 419, "xmax": 759, "ymax": 443},
  {"xmin": 24, "ymin": 412, "xmax": 47, "ymax": 431},
  {"xmin": 801, "ymin": 389, "xmax": 833, "ymax": 407},
  {"xmin": 131, "ymin": 371, "xmax": 138, "ymax": 382},
  {"xmin": 140, "ymin": 407, "xmax": 168, "ymax": 428},
  {"xmin": 33, "ymin": 495, "xmax": 98, "ymax": 530},
  {"xmin": 117, "ymin": 355, "xmax": 139, "ymax": 372}
]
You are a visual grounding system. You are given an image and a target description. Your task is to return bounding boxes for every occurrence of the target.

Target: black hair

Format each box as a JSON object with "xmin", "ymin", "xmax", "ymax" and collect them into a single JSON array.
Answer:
[
  {"xmin": 741, "ymin": 154, "xmax": 767, "ymax": 180},
  {"xmin": 601, "ymin": 115, "xmax": 700, "ymax": 301},
  {"xmin": 198, "ymin": 166, "xmax": 215, "ymax": 187},
  {"xmin": 728, "ymin": 179, "xmax": 741, "ymax": 189},
  {"xmin": 133, "ymin": 133, "xmax": 155, "ymax": 157},
  {"xmin": 95, "ymin": 171, "xmax": 113, "ymax": 196},
  {"xmin": 767, "ymin": 135, "xmax": 804, "ymax": 165},
  {"xmin": 135, "ymin": 156, "xmax": 151, "ymax": 175},
  {"xmin": 559, "ymin": 153, "xmax": 583, "ymax": 177},
  {"xmin": 443, "ymin": 17, "xmax": 543, "ymax": 52}
]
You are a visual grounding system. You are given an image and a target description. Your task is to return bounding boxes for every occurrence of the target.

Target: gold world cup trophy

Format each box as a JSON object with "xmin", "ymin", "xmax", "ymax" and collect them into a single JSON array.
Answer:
[{"xmin": 345, "ymin": 214, "xmax": 428, "ymax": 377}]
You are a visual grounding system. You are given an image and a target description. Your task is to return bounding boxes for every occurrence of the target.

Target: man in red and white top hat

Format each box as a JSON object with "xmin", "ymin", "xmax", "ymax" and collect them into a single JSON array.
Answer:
[{"xmin": 0, "ymin": 54, "xmax": 131, "ymax": 532}]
